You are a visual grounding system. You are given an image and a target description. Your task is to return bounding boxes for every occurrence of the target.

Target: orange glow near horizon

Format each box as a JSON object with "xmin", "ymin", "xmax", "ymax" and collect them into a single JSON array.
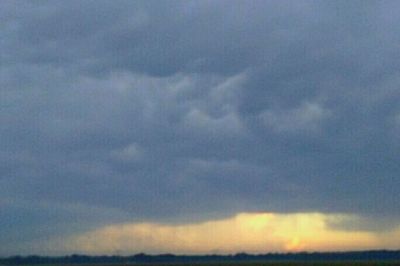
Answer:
[{"xmin": 54, "ymin": 212, "xmax": 400, "ymax": 255}]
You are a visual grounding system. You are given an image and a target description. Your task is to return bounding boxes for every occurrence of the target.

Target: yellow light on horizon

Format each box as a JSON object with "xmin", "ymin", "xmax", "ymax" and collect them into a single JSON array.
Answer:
[{"xmin": 54, "ymin": 212, "xmax": 400, "ymax": 255}]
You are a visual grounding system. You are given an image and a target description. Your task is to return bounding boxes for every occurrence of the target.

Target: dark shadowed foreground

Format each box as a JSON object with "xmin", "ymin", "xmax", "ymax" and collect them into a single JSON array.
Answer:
[
  {"xmin": 1, "ymin": 251, "xmax": 400, "ymax": 265},
  {"xmin": 2, "ymin": 262, "xmax": 400, "ymax": 266}
]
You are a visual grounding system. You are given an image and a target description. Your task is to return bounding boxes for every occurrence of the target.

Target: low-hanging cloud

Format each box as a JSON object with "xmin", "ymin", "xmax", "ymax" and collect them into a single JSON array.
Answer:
[{"xmin": 2, "ymin": 0, "xmax": 400, "ymax": 255}]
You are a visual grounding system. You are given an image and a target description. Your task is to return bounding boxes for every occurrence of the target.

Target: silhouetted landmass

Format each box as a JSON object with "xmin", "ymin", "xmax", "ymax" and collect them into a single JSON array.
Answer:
[{"xmin": 1, "ymin": 250, "xmax": 400, "ymax": 265}]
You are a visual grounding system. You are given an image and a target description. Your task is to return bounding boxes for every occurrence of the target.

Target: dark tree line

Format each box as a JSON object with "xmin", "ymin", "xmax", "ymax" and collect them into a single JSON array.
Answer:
[{"xmin": 1, "ymin": 250, "xmax": 400, "ymax": 265}]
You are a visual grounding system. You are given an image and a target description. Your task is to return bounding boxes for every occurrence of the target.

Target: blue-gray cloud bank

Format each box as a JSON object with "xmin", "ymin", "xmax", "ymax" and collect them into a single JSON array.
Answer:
[{"xmin": 1, "ymin": 0, "xmax": 400, "ymax": 255}]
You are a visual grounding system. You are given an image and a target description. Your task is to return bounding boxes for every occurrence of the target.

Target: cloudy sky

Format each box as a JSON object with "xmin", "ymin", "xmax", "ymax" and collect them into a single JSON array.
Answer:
[{"xmin": 1, "ymin": 0, "xmax": 400, "ymax": 256}]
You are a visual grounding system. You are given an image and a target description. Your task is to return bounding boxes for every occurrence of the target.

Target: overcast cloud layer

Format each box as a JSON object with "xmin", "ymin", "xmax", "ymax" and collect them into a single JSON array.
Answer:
[{"xmin": 1, "ymin": 0, "xmax": 400, "ymax": 255}]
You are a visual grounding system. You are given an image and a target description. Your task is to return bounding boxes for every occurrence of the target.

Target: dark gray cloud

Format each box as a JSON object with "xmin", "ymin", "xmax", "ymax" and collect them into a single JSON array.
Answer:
[{"xmin": 2, "ymin": 0, "xmax": 400, "ymax": 255}]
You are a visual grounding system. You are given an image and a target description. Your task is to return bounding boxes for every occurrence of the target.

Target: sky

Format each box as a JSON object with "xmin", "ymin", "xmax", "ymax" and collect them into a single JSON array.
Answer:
[{"xmin": 1, "ymin": 0, "xmax": 400, "ymax": 256}]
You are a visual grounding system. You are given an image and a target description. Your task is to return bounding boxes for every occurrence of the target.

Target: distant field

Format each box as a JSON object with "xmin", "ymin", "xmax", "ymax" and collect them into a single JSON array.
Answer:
[{"xmin": 8, "ymin": 262, "xmax": 400, "ymax": 266}]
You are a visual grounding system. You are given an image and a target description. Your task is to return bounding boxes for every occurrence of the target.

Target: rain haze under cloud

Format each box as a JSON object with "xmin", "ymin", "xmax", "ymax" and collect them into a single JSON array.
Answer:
[{"xmin": 1, "ymin": 0, "xmax": 400, "ymax": 255}]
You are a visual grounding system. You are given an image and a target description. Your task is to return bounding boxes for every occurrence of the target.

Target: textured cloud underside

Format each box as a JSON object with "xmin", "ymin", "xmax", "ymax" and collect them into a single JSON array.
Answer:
[{"xmin": 2, "ymin": 0, "xmax": 400, "ymax": 255}]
